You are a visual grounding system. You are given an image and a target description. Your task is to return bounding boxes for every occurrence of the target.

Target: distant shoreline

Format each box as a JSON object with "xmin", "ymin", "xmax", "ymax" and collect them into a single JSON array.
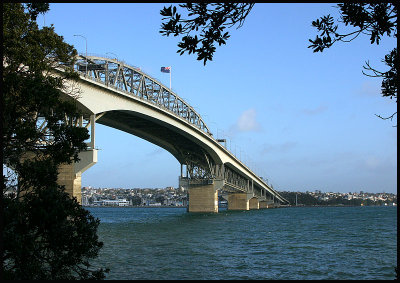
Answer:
[
  {"xmin": 285, "ymin": 204, "xmax": 396, "ymax": 207},
  {"xmin": 83, "ymin": 204, "xmax": 395, "ymax": 208},
  {"xmin": 83, "ymin": 205, "xmax": 188, "ymax": 208}
]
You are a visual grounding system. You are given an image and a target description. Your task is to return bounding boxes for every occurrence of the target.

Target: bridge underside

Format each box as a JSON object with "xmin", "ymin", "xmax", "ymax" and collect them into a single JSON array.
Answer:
[
  {"xmin": 54, "ymin": 109, "xmax": 285, "ymax": 211},
  {"xmin": 92, "ymin": 111, "xmax": 282, "ymax": 212},
  {"xmin": 97, "ymin": 110, "xmax": 216, "ymax": 170},
  {"xmin": 53, "ymin": 56, "xmax": 289, "ymax": 211}
]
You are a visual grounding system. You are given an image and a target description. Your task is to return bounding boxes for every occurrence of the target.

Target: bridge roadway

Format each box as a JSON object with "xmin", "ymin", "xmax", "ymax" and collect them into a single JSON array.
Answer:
[{"xmin": 56, "ymin": 55, "xmax": 289, "ymax": 212}]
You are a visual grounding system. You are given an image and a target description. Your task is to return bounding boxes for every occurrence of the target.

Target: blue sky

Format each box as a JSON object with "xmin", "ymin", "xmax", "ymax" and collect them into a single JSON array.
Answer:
[{"xmin": 39, "ymin": 3, "xmax": 397, "ymax": 193}]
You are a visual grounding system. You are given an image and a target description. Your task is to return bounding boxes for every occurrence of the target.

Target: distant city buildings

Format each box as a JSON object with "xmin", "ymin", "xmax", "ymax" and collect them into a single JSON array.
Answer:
[
  {"xmin": 280, "ymin": 190, "xmax": 397, "ymax": 206},
  {"xmin": 81, "ymin": 186, "xmax": 188, "ymax": 207},
  {"xmin": 81, "ymin": 186, "xmax": 397, "ymax": 207}
]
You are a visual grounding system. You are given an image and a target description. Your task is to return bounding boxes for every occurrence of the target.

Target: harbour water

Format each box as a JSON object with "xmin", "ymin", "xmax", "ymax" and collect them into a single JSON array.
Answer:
[{"xmin": 87, "ymin": 206, "xmax": 397, "ymax": 280}]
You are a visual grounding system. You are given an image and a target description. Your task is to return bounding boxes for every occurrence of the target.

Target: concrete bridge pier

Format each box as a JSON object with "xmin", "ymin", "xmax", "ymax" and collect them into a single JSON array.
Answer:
[
  {"xmin": 180, "ymin": 178, "xmax": 223, "ymax": 213},
  {"xmin": 259, "ymin": 199, "xmax": 276, "ymax": 208},
  {"xmin": 188, "ymin": 184, "xmax": 218, "ymax": 213},
  {"xmin": 227, "ymin": 193, "xmax": 254, "ymax": 211},
  {"xmin": 58, "ymin": 149, "xmax": 97, "ymax": 204},
  {"xmin": 249, "ymin": 197, "xmax": 260, "ymax": 209},
  {"xmin": 19, "ymin": 148, "xmax": 97, "ymax": 204},
  {"xmin": 259, "ymin": 200, "xmax": 269, "ymax": 209}
]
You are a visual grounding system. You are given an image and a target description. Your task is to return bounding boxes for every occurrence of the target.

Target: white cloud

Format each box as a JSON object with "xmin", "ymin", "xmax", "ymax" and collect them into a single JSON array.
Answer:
[{"xmin": 235, "ymin": 108, "xmax": 262, "ymax": 132}]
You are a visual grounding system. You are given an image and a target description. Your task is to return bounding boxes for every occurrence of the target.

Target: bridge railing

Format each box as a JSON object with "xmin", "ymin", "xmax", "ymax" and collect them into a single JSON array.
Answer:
[
  {"xmin": 73, "ymin": 55, "xmax": 260, "ymax": 170},
  {"xmin": 72, "ymin": 55, "xmax": 212, "ymax": 135},
  {"xmin": 60, "ymin": 55, "xmax": 288, "ymax": 204}
]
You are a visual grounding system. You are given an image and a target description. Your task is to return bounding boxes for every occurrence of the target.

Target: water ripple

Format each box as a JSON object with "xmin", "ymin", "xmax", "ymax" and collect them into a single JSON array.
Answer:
[{"xmin": 87, "ymin": 206, "xmax": 397, "ymax": 280}]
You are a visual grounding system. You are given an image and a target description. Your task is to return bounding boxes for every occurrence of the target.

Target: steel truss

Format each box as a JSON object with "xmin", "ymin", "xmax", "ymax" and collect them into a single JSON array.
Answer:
[
  {"xmin": 181, "ymin": 163, "xmax": 251, "ymax": 192},
  {"xmin": 69, "ymin": 55, "xmax": 211, "ymax": 135},
  {"xmin": 36, "ymin": 112, "xmax": 104, "ymax": 151},
  {"xmin": 180, "ymin": 150, "xmax": 250, "ymax": 193},
  {"xmin": 58, "ymin": 56, "xmax": 288, "ymax": 204}
]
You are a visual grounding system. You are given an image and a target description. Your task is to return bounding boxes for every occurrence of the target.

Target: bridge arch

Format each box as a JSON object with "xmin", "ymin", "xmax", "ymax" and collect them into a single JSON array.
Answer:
[
  {"xmin": 94, "ymin": 109, "xmax": 224, "ymax": 167},
  {"xmin": 56, "ymin": 55, "xmax": 289, "ymax": 210}
]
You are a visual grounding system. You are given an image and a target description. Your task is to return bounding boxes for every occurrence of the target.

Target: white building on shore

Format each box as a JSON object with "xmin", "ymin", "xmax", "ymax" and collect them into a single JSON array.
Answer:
[{"xmin": 92, "ymin": 199, "xmax": 130, "ymax": 206}]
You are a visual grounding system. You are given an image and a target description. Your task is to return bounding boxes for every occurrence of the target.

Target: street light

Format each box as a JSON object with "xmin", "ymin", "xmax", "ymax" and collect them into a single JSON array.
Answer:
[
  {"xmin": 208, "ymin": 121, "xmax": 217, "ymax": 138},
  {"xmin": 73, "ymin": 34, "xmax": 87, "ymax": 75}
]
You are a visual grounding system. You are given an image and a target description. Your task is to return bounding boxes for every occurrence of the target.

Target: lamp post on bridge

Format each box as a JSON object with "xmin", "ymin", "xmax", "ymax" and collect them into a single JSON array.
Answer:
[
  {"xmin": 73, "ymin": 34, "xmax": 87, "ymax": 75},
  {"xmin": 106, "ymin": 52, "xmax": 118, "ymax": 62},
  {"xmin": 208, "ymin": 120, "xmax": 217, "ymax": 139},
  {"xmin": 224, "ymin": 133, "xmax": 232, "ymax": 153}
]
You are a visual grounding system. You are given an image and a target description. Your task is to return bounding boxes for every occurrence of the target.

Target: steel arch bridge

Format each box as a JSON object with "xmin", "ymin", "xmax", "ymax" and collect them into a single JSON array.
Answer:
[{"xmin": 56, "ymin": 55, "xmax": 289, "ymax": 211}]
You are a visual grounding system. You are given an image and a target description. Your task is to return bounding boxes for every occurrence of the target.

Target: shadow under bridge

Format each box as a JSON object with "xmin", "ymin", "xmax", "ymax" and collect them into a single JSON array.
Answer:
[{"xmin": 56, "ymin": 55, "xmax": 288, "ymax": 212}]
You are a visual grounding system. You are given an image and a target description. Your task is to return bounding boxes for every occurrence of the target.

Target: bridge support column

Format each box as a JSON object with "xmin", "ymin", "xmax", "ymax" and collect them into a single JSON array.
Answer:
[
  {"xmin": 249, "ymin": 197, "xmax": 259, "ymax": 209},
  {"xmin": 58, "ymin": 165, "xmax": 83, "ymax": 204},
  {"xmin": 57, "ymin": 149, "xmax": 97, "ymax": 204},
  {"xmin": 188, "ymin": 184, "xmax": 218, "ymax": 213},
  {"xmin": 228, "ymin": 193, "xmax": 253, "ymax": 211},
  {"xmin": 259, "ymin": 201, "xmax": 268, "ymax": 209}
]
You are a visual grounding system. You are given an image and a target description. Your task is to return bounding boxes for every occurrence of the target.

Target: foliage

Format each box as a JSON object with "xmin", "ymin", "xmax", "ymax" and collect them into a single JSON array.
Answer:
[
  {"xmin": 129, "ymin": 195, "xmax": 142, "ymax": 206},
  {"xmin": 155, "ymin": 195, "xmax": 166, "ymax": 205},
  {"xmin": 160, "ymin": 3, "xmax": 254, "ymax": 65},
  {"xmin": 3, "ymin": 185, "xmax": 106, "ymax": 280},
  {"xmin": 160, "ymin": 3, "xmax": 397, "ymax": 124},
  {"xmin": 2, "ymin": 3, "xmax": 108, "ymax": 279},
  {"xmin": 308, "ymin": 3, "xmax": 398, "ymax": 123}
]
